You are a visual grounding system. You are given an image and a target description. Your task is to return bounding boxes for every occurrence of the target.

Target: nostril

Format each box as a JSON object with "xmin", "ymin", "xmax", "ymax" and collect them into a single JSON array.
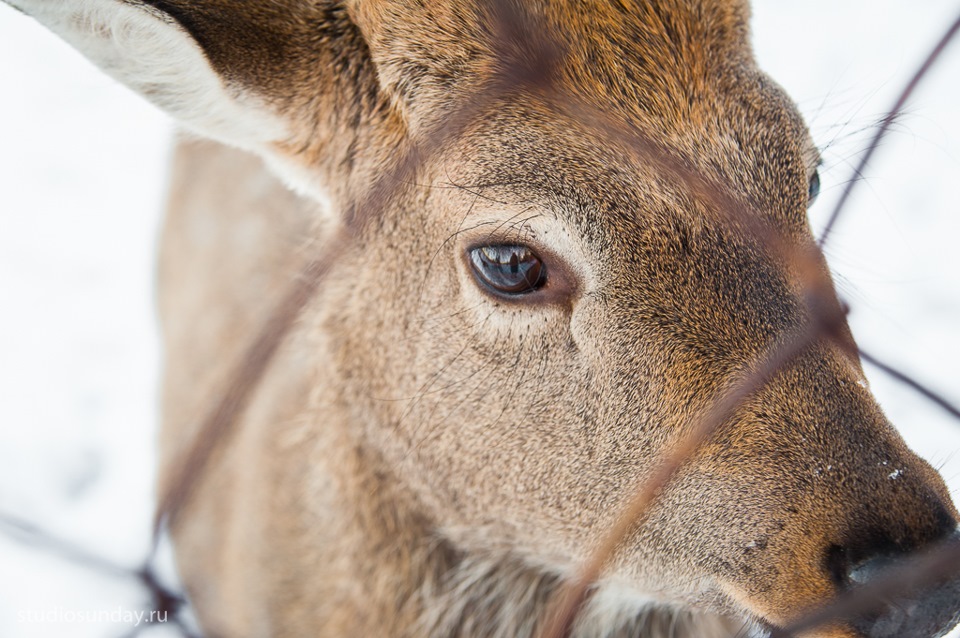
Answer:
[
  {"xmin": 827, "ymin": 506, "xmax": 958, "ymax": 590},
  {"xmin": 834, "ymin": 531, "xmax": 960, "ymax": 638},
  {"xmin": 825, "ymin": 542, "xmax": 900, "ymax": 590},
  {"xmin": 826, "ymin": 544, "xmax": 852, "ymax": 588},
  {"xmin": 847, "ymin": 554, "xmax": 897, "ymax": 586}
]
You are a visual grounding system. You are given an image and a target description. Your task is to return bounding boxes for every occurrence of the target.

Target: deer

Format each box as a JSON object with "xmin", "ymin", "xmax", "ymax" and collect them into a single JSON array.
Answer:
[{"xmin": 6, "ymin": 0, "xmax": 960, "ymax": 636}]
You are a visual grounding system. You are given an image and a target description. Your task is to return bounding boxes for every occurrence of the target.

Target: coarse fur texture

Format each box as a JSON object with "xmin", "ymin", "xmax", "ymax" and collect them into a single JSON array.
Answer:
[{"xmin": 8, "ymin": 0, "xmax": 960, "ymax": 637}]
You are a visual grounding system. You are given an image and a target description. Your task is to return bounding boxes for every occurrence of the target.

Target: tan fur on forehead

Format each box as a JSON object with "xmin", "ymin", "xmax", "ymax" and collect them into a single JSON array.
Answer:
[
  {"xmin": 539, "ymin": 1, "xmax": 755, "ymax": 120},
  {"xmin": 348, "ymin": 0, "xmax": 754, "ymax": 127}
]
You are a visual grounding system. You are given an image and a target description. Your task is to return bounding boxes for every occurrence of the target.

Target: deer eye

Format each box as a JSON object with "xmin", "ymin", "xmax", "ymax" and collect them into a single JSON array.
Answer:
[
  {"xmin": 468, "ymin": 245, "xmax": 546, "ymax": 295},
  {"xmin": 808, "ymin": 169, "xmax": 821, "ymax": 206}
]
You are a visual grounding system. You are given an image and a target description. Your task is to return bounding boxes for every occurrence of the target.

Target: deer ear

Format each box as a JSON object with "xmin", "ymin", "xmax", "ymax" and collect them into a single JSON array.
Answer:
[
  {"xmin": 6, "ymin": 0, "xmax": 397, "ymax": 202},
  {"xmin": 345, "ymin": 0, "xmax": 556, "ymax": 135},
  {"xmin": 6, "ymin": 0, "xmax": 294, "ymax": 149},
  {"xmin": 346, "ymin": 0, "xmax": 503, "ymax": 134}
]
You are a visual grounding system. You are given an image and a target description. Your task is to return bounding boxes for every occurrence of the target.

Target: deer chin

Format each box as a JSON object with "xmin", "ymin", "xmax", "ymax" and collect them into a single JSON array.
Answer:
[
  {"xmin": 433, "ymin": 569, "xmax": 746, "ymax": 637},
  {"xmin": 424, "ymin": 528, "xmax": 750, "ymax": 637}
]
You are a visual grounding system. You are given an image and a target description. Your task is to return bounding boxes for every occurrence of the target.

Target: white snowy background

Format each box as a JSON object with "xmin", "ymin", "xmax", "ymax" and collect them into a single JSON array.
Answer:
[{"xmin": 1, "ymin": 1, "xmax": 959, "ymax": 636}]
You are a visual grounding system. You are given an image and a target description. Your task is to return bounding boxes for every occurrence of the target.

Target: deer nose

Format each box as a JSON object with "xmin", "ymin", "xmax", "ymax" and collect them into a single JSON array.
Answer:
[{"xmin": 835, "ymin": 530, "xmax": 960, "ymax": 638}]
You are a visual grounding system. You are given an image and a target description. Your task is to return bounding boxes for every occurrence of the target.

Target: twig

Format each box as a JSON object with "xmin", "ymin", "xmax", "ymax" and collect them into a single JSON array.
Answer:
[
  {"xmin": 817, "ymin": 9, "xmax": 960, "ymax": 247},
  {"xmin": 859, "ymin": 347, "xmax": 960, "ymax": 422}
]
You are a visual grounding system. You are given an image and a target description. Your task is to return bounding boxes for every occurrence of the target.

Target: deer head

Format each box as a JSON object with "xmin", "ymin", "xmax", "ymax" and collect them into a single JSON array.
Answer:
[{"xmin": 7, "ymin": 1, "xmax": 960, "ymax": 636}]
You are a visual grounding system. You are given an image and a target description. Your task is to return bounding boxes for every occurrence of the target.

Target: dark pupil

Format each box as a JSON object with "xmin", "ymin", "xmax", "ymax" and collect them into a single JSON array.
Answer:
[{"xmin": 470, "ymin": 245, "xmax": 545, "ymax": 294}]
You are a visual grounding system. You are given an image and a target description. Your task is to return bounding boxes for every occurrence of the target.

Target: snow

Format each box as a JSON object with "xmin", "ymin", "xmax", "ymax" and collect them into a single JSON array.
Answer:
[
  {"xmin": 0, "ymin": 1, "xmax": 959, "ymax": 636},
  {"xmin": 0, "ymin": 5, "xmax": 172, "ymax": 637}
]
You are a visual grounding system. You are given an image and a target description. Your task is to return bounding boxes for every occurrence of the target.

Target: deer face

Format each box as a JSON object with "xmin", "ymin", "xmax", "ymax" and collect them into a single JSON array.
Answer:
[
  {"xmin": 320, "ymin": 61, "xmax": 958, "ymax": 634},
  {"xmin": 8, "ymin": 0, "xmax": 959, "ymax": 635}
]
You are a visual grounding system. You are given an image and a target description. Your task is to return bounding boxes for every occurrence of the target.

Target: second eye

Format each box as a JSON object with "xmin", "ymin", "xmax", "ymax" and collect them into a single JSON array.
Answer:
[{"xmin": 808, "ymin": 169, "xmax": 821, "ymax": 206}]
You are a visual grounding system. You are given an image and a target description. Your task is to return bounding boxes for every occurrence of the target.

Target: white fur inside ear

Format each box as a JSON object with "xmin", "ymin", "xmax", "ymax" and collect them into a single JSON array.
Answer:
[{"xmin": 7, "ymin": 0, "xmax": 288, "ymax": 150}]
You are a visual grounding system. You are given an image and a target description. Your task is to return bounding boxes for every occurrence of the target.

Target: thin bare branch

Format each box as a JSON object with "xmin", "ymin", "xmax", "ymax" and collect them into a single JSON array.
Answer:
[
  {"xmin": 539, "ymin": 305, "xmax": 845, "ymax": 638},
  {"xmin": 154, "ymin": 246, "xmax": 344, "ymax": 534},
  {"xmin": 0, "ymin": 510, "xmax": 134, "ymax": 579},
  {"xmin": 859, "ymin": 347, "xmax": 960, "ymax": 422},
  {"xmin": 817, "ymin": 9, "xmax": 960, "ymax": 247}
]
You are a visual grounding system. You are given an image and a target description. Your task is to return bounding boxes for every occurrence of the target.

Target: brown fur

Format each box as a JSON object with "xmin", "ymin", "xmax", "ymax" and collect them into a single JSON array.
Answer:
[{"xmin": 9, "ymin": 0, "xmax": 960, "ymax": 636}]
